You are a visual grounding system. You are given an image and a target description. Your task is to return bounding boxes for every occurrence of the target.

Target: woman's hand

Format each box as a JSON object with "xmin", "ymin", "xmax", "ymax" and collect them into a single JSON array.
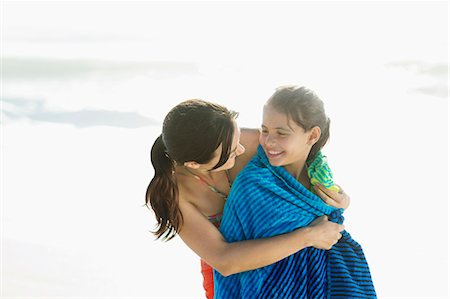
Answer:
[
  {"xmin": 307, "ymin": 215, "xmax": 344, "ymax": 250},
  {"xmin": 314, "ymin": 183, "xmax": 350, "ymax": 210}
]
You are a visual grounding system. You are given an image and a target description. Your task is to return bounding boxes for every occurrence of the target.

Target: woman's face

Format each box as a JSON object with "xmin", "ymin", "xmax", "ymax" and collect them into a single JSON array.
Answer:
[
  {"xmin": 205, "ymin": 120, "xmax": 246, "ymax": 172},
  {"xmin": 259, "ymin": 105, "xmax": 315, "ymax": 171}
]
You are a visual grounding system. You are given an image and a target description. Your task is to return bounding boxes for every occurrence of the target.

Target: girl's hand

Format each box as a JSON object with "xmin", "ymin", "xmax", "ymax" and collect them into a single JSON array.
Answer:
[
  {"xmin": 314, "ymin": 183, "xmax": 350, "ymax": 210},
  {"xmin": 307, "ymin": 215, "xmax": 344, "ymax": 250}
]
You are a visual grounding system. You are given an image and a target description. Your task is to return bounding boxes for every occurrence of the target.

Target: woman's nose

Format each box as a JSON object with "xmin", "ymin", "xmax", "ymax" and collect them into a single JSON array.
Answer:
[{"xmin": 237, "ymin": 143, "xmax": 245, "ymax": 155}]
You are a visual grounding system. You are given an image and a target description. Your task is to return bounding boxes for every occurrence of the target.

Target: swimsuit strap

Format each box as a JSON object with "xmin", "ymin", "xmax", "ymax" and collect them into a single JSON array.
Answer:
[
  {"xmin": 185, "ymin": 168, "xmax": 230, "ymax": 199},
  {"xmin": 225, "ymin": 169, "xmax": 232, "ymax": 188}
]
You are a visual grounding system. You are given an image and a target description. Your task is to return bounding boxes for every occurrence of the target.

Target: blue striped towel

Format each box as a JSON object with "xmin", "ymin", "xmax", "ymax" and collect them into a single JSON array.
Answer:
[{"xmin": 214, "ymin": 145, "xmax": 376, "ymax": 299}]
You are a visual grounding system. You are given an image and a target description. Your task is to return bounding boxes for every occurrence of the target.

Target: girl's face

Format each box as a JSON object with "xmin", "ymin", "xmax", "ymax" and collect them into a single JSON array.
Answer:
[
  {"xmin": 259, "ymin": 105, "xmax": 318, "ymax": 172},
  {"xmin": 205, "ymin": 120, "xmax": 246, "ymax": 172}
]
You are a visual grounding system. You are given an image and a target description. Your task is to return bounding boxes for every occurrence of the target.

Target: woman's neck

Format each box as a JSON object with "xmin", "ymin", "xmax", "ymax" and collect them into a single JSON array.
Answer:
[{"xmin": 181, "ymin": 166, "xmax": 214, "ymax": 181}]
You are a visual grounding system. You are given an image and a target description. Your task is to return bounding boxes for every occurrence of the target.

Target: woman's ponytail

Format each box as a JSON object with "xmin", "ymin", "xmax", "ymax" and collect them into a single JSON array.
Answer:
[{"xmin": 145, "ymin": 134, "xmax": 182, "ymax": 240}]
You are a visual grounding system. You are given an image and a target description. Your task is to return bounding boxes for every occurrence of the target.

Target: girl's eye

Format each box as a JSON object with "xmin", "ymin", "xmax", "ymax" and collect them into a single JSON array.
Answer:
[
  {"xmin": 278, "ymin": 132, "xmax": 287, "ymax": 136},
  {"xmin": 261, "ymin": 130, "xmax": 268, "ymax": 135}
]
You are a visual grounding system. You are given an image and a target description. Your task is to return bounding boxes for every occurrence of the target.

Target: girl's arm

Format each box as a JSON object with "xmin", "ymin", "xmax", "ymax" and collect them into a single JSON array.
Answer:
[{"xmin": 178, "ymin": 199, "xmax": 343, "ymax": 277}]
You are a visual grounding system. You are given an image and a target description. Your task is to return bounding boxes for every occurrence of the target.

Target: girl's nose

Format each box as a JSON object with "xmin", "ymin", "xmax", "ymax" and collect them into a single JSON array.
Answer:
[{"xmin": 265, "ymin": 135, "xmax": 276, "ymax": 146}]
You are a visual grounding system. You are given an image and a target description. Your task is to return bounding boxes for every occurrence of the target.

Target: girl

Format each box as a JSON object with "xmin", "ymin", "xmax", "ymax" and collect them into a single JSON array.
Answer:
[
  {"xmin": 215, "ymin": 86, "xmax": 376, "ymax": 298},
  {"xmin": 146, "ymin": 99, "xmax": 349, "ymax": 298}
]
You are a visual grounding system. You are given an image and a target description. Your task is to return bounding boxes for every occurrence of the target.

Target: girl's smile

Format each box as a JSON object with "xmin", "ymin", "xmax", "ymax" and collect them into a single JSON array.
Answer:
[{"xmin": 259, "ymin": 104, "xmax": 320, "ymax": 179}]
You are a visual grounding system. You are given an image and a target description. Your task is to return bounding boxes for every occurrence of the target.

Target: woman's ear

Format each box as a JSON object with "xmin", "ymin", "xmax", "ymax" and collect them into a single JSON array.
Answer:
[
  {"xmin": 184, "ymin": 161, "xmax": 200, "ymax": 169},
  {"xmin": 308, "ymin": 126, "xmax": 321, "ymax": 145}
]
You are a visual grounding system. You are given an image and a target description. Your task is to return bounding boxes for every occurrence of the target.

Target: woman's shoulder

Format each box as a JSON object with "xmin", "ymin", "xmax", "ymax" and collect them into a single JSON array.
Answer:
[
  {"xmin": 176, "ymin": 172, "xmax": 226, "ymax": 217},
  {"xmin": 240, "ymin": 127, "xmax": 260, "ymax": 155},
  {"xmin": 229, "ymin": 128, "xmax": 260, "ymax": 179},
  {"xmin": 176, "ymin": 172, "xmax": 201, "ymax": 204}
]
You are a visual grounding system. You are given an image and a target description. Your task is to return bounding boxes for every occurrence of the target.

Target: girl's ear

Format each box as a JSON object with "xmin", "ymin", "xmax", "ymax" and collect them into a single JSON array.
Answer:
[
  {"xmin": 184, "ymin": 161, "xmax": 200, "ymax": 169},
  {"xmin": 308, "ymin": 126, "xmax": 321, "ymax": 145}
]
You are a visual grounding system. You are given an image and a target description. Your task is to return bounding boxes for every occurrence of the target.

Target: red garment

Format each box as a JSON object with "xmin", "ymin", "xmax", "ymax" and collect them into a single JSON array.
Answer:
[
  {"xmin": 201, "ymin": 259, "xmax": 215, "ymax": 299},
  {"xmin": 200, "ymin": 212, "xmax": 223, "ymax": 298}
]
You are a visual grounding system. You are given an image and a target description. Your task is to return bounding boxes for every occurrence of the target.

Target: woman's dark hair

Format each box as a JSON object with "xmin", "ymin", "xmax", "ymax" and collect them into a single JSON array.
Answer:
[
  {"xmin": 266, "ymin": 85, "xmax": 330, "ymax": 162},
  {"xmin": 146, "ymin": 99, "xmax": 238, "ymax": 240}
]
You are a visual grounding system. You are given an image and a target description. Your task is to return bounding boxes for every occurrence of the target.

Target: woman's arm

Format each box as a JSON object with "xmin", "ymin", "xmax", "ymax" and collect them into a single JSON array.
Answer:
[{"xmin": 178, "ymin": 199, "xmax": 343, "ymax": 277}]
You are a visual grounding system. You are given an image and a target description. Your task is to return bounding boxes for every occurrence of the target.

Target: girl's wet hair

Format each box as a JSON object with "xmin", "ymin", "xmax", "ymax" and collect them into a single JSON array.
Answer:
[
  {"xmin": 266, "ymin": 85, "xmax": 330, "ymax": 162},
  {"xmin": 146, "ymin": 99, "xmax": 238, "ymax": 240}
]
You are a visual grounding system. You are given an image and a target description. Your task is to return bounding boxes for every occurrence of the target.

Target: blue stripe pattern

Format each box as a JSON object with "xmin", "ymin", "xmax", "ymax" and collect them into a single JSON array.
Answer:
[{"xmin": 214, "ymin": 146, "xmax": 376, "ymax": 298}]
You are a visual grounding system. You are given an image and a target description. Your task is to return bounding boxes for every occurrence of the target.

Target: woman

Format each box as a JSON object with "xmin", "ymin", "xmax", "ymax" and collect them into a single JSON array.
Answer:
[{"xmin": 145, "ymin": 99, "xmax": 349, "ymax": 298}]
